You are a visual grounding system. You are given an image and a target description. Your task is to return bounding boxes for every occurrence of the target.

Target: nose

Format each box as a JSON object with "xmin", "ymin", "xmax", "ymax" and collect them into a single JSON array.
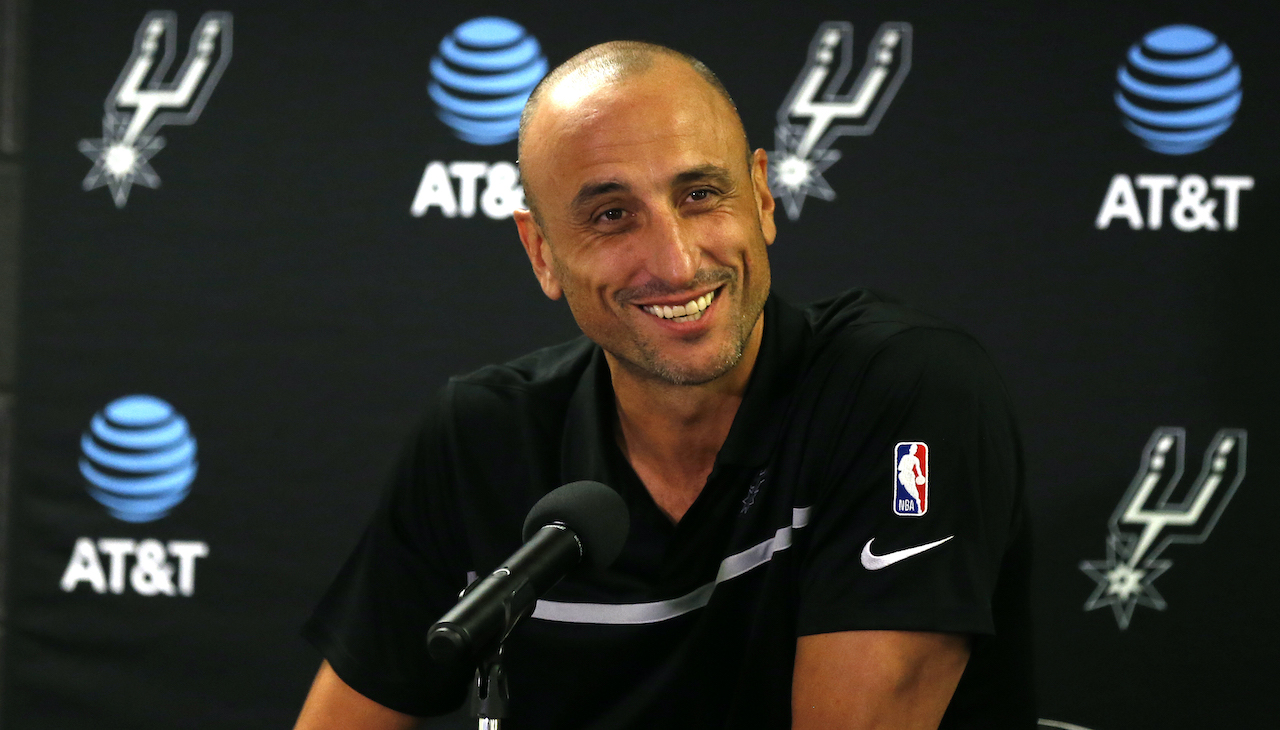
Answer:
[{"xmin": 643, "ymin": 208, "xmax": 699, "ymax": 288}]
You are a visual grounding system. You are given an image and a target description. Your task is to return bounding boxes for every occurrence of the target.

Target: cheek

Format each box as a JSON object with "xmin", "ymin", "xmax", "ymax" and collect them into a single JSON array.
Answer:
[
  {"xmin": 573, "ymin": 242, "xmax": 649, "ymax": 293},
  {"xmin": 598, "ymin": 246, "xmax": 643, "ymax": 282},
  {"xmin": 551, "ymin": 251, "xmax": 612, "ymax": 304},
  {"xmin": 702, "ymin": 215, "xmax": 763, "ymax": 261}
]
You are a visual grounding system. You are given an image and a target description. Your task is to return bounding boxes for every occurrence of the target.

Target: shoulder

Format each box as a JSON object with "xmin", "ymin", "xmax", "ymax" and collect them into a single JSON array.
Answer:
[
  {"xmin": 798, "ymin": 289, "xmax": 1000, "ymax": 392},
  {"xmin": 436, "ymin": 336, "xmax": 597, "ymax": 432},
  {"xmin": 398, "ymin": 338, "xmax": 599, "ymax": 501},
  {"xmin": 447, "ymin": 336, "xmax": 595, "ymax": 398}
]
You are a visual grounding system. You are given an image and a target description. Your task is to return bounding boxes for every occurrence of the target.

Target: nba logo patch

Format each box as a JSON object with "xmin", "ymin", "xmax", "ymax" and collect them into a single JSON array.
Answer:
[{"xmin": 893, "ymin": 442, "xmax": 928, "ymax": 517}]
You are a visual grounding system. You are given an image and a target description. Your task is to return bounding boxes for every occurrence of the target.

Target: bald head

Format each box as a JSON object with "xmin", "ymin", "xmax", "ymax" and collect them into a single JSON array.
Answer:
[{"xmin": 517, "ymin": 41, "xmax": 749, "ymax": 219}]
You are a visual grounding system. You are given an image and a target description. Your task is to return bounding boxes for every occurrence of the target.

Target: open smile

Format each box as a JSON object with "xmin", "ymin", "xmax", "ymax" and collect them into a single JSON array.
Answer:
[{"xmin": 637, "ymin": 286, "xmax": 720, "ymax": 323}]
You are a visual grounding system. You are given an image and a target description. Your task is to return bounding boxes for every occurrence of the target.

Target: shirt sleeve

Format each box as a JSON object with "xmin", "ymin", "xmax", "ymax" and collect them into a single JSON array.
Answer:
[
  {"xmin": 301, "ymin": 389, "xmax": 474, "ymax": 716},
  {"xmin": 795, "ymin": 325, "xmax": 1025, "ymax": 638}
]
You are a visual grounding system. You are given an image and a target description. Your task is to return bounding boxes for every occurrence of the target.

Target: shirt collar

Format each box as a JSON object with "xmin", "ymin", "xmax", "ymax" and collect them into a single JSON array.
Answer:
[
  {"xmin": 560, "ymin": 345, "xmax": 617, "ymax": 486},
  {"xmin": 713, "ymin": 293, "xmax": 809, "ymax": 467}
]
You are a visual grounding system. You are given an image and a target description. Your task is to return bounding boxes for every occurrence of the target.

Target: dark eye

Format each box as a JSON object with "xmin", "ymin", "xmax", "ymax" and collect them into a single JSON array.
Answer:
[
  {"xmin": 689, "ymin": 189, "xmax": 712, "ymax": 201},
  {"xmin": 600, "ymin": 208, "xmax": 626, "ymax": 221}
]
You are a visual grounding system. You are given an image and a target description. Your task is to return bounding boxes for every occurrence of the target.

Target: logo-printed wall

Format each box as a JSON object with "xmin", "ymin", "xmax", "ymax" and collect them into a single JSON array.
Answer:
[{"xmin": 7, "ymin": 2, "xmax": 1276, "ymax": 729}]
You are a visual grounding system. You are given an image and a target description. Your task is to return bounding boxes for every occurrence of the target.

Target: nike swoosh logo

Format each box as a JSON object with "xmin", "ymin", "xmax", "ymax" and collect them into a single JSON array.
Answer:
[{"xmin": 860, "ymin": 535, "xmax": 954, "ymax": 570}]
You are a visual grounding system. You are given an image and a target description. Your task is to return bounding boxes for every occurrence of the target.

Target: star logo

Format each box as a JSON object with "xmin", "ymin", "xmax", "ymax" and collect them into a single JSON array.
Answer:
[
  {"xmin": 79, "ymin": 114, "xmax": 166, "ymax": 209},
  {"xmin": 1080, "ymin": 533, "xmax": 1171, "ymax": 630},
  {"xmin": 769, "ymin": 21, "xmax": 911, "ymax": 221},
  {"xmin": 770, "ymin": 125, "xmax": 840, "ymax": 221}
]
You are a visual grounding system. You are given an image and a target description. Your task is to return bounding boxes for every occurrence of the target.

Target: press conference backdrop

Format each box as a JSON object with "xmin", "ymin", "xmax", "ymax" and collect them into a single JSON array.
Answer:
[{"xmin": 5, "ymin": 1, "xmax": 1276, "ymax": 728}]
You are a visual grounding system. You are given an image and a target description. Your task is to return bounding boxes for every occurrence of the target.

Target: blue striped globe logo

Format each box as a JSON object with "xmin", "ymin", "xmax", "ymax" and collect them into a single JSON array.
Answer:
[
  {"xmin": 1116, "ymin": 25, "xmax": 1242, "ymax": 155},
  {"xmin": 428, "ymin": 17, "xmax": 547, "ymax": 146},
  {"xmin": 79, "ymin": 395, "xmax": 198, "ymax": 523}
]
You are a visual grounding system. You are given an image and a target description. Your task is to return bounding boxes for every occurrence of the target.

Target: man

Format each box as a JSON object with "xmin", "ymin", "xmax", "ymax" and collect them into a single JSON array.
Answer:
[{"xmin": 295, "ymin": 41, "xmax": 1034, "ymax": 729}]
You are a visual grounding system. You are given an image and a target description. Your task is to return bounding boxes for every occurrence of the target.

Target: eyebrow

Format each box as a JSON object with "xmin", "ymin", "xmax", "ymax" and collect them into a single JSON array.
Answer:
[
  {"xmin": 568, "ymin": 164, "xmax": 737, "ymax": 216},
  {"xmin": 570, "ymin": 180, "xmax": 629, "ymax": 215},
  {"xmin": 672, "ymin": 164, "xmax": 735, "ymax": 189}
]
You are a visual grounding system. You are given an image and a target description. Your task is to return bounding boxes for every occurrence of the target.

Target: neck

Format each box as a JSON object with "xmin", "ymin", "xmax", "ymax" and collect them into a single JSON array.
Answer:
[{"xmin": 606, "ymin": 315, "xmax": 765, "ymax": 522}]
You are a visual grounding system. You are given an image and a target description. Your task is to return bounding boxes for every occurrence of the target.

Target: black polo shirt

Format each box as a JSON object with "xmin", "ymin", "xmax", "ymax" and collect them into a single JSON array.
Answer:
[{"xmin": 304, "ymin": 289, "xmax": 1035, "ymax": 728}]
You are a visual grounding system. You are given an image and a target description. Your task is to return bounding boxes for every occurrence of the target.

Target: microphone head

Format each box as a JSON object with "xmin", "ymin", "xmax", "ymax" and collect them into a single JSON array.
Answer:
[{"xmin": 522, "ymin": 481, "xmax": 629, "ymax": 569}]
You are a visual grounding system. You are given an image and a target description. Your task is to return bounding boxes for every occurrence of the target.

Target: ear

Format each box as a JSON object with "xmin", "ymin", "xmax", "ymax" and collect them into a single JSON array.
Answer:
[
  {"xmin": 514, "ymin": 209, "xmax": 563, "ymax": 300},
  {"xmin": 750, "ymin": 148, "xmax": 777, "ymax": 246}
]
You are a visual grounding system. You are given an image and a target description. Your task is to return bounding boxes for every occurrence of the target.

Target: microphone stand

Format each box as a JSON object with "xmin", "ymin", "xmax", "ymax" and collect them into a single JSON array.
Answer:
[
  {"xmin": 470, "ymin": 646, "xmax": 509, "ymax": 729},
  {"xmin": 431, "ymin": 480, "xmax": 630, "ymax": 727}
]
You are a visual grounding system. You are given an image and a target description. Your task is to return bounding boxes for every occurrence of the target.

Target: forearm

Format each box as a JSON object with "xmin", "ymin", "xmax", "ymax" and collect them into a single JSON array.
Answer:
[
  {"xmin": 792, "ymin": 630, "xmax": 969, "ymax": 730},
  {"xmin": 293, "ymin": 660, "xmax": 421, "ymax": 730}
]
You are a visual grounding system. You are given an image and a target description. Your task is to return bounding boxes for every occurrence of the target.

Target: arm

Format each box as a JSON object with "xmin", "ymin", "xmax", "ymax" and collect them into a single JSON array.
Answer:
[
  {"xmin": 792, "ymin": 630, "xmax": 969, "ymax": 730},
  {"xmin": 293, "ymin": 661, "xmax": 421, "ymax": 730}
]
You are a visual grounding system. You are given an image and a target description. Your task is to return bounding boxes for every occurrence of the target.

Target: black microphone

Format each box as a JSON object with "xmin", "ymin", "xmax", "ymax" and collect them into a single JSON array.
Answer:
[{"xmin": 426, "ymin": 480, "xmax": 629, "ymax": 665}]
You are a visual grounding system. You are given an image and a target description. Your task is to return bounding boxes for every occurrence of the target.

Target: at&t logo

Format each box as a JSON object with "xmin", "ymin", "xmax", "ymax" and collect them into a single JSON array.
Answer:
[
  {"xmin": 1115, "ymin": 24, "xmax": 1239, "ymax": 155},
  {"xmin": 411, "ymin": 17, "xmax": 546, "ymax": 220},
  {"xmin": 79, "ymin": 394, "xmax": 196, "ymax": 521},
  {"xmin": 61, "ymin": 395, "xmax": 209, "ymax": 597},
  {"xmin": 1095, "ymin": 25, "xmax": 1253, "ymax": 233}
]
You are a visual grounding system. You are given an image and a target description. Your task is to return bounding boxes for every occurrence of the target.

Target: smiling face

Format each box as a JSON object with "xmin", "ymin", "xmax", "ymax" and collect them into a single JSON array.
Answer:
[{"xmin": 515, "ymin": 55, "xmax": 777, "ymax": 387}]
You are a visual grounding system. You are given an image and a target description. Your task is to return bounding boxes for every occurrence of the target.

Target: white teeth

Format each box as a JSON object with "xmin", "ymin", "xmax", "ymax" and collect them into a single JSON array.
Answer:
[{"xmin": 642, "ymin": 289, "xmax": 717, "ymax": 320}]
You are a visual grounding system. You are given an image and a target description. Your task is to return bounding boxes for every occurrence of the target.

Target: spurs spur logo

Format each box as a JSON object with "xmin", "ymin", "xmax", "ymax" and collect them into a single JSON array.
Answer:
[
  {"xmin": 79, "ymin": 11, "xmax": 233, "ymax": 208},
  {"xmin": 1080, "ymin": 427, "xmax": 1246, "ymax": 629},
  {"xmin": 770, "ymin": 21, "xmax": 912, "ymax": 221}
]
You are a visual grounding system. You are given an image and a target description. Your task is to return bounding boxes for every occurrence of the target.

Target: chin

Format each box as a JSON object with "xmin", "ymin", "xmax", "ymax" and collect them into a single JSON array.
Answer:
[{"xmin": 625, "ymin": 342, "xmax": 746, "ymax": 387}]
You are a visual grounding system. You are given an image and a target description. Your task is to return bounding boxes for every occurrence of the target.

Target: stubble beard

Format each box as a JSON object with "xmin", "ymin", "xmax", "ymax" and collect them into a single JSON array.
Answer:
[
  {"xmin": 561, "ymin": 268, "xmax": 762, "ymax": 387},
  {"xmin": 615, "ymin": 273, "xmax": 766, "ymax": 387},
  {"xmin": 554, "ymin": 228, "xmax": 771, "ymax": 388}
]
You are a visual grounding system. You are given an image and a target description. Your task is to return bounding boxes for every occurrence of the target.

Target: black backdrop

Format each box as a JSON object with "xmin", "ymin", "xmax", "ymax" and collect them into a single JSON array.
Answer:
[{"xmin": 6, "ymin": 1, "xmax": 1277, "ymax": 728}]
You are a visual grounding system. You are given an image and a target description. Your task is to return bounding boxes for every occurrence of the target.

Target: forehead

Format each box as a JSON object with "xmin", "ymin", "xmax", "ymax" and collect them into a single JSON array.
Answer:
[{"xmin": 524, "ymin": 62, "xmax": 745, "ymax": 205}]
